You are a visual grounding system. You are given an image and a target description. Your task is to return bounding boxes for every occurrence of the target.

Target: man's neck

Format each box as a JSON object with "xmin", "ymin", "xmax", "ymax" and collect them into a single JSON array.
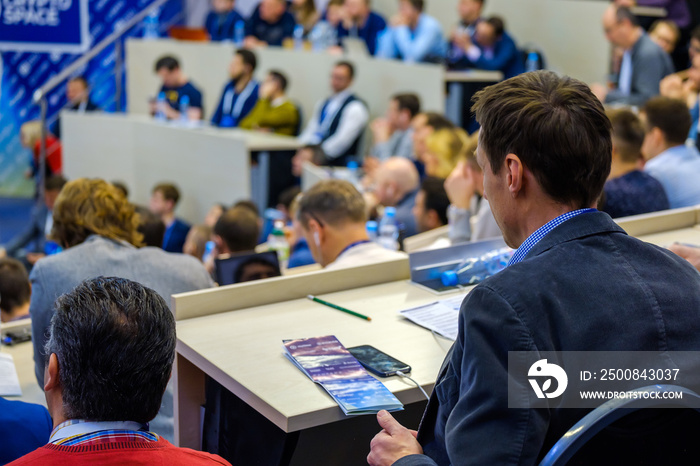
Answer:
[
  {"xmin": 462, "ymin": 14, "xmax": 479, "ymax": 26},
  {"xmin": 162, "ymin": 212, "xmax": 175, "ymax": 228},
  {"xmin": 325, "ymin": 227, "xmax": 370, "ymax": 266},
  {"xmin": 409, "ymin": 15, "xmax": 420, "ymax": 30},
  {"xmin": 609, "ymin": 160, "xmax": 639, "ymax": 180},
  {"xmin": 235, "ymin": 75, "xmax": 252, "ymax": 93},
  {"xmin": 513, "ymin": 200, "xmax": 581, "ymax": 248},
  {"xmin": 354, "ymin": 11, "xmax": 370, "ymax": 27}
]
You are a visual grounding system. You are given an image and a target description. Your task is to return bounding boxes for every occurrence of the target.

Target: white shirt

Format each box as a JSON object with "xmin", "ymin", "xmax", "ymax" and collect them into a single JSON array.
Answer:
[
  {"xmin": 298, "ymin": 89, "xmax": 369, "ymax": 159},
  {"xmin": 324, "ymin": 242, "xmax": 407, "ymax": 271}
]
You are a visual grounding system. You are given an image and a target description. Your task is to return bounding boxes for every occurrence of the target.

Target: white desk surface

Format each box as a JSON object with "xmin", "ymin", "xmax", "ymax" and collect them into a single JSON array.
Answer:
[
  {"xmin": 121, "ymin": 114, "xmax": 301, "ymax": 152},
  {"xmin": 2, "ymin": 341, "xmax": 45, "ymax": 407},
  {"xmin": 444, "ymin": 70, "xmax": 503, "ymax": 83},
  {"xmin": 177, "ymin": 280, "xmax": 468, "ymax": 433}
]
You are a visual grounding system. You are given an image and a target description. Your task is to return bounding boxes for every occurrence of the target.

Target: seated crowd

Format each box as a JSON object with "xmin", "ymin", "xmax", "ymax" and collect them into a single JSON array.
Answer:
[{"xmin": 4, "ymin": 0, "xmax": 700, "ymax": 465}]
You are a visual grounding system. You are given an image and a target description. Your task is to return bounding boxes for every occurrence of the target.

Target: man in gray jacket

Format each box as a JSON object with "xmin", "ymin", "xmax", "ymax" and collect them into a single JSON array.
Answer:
[
  {"xmin": 595, "ymin": 5, "xmax": 673, "ymax": 106},
  {"xmin": 29, "ymin": 178, "xmax": 214, "ymax": 441}
]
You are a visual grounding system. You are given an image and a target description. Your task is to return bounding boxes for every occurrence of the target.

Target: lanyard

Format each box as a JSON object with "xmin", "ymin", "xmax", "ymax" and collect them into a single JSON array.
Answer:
[
  {"xmin": 338, "ymin": 240, "xmax": 371, "ymax": 257},
  {"xmin": 223, "ymin": 80, "xmax": 256, "ymax": 118}
]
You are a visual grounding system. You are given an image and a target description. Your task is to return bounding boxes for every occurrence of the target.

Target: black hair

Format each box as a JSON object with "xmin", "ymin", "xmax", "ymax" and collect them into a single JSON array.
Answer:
[
  {"xmin": 154, "ymin": 55, "xmax": 180, "ymax": 72},
  {"xmin": 236, "ymin": 48, "xmax": 258, "ymax": 72}
]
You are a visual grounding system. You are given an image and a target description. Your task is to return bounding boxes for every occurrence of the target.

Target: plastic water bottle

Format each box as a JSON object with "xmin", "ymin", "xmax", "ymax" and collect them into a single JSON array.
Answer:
[
  {"xmin": 346, "ymin": 160, "xmax": 360, "ymax": 186},
  {"xmin": 155, "ymin": 91, "xmax": 167, "ymax": 121},
  {"xmin": 366, "ymin": 221, "xmax": 378, "ymax": 242},
  {"xmin": 309, "ymin": 21, "xmax": 328, "ymax": 52},
  {"xmin": 326, "ymin": 23, "xmax": 338, "ymax": 49},
  {"xmin": 143, "ymin": 9, "xmax": 160, "ymax": 39},
  {"xmin": 525, "ymin": 51, "xmax": 539, "ymax": 73},
  {"xmin": 293, "ymin": 24, "xmax": 305, "ymax": 50},
  {"xmin": 441, "ymin": 247, "xmax": 514, "ymax": 287},
  {"xmin": 378, "ymin": 207, "xmax": 399, "ymax": 251},
  {"xmin": 202, "ymin": 240, "xmax": 216, "ymax": 263},
  {"xmin": 268, "ymin": 220, "xmax": 290, "ymax": 262},
  {"xmin": 234, "ymin": 20, "xmax": 246, "ymax": 47},
  {"xmin": 179, "ymin": 94, "xmax": 190, "ymax": 125}
]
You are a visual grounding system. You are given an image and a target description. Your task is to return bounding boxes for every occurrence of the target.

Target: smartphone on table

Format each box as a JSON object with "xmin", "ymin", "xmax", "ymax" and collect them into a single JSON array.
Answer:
[{"xmin": 347, "ymin": 345, "xmax": 411, "ymax": 377}]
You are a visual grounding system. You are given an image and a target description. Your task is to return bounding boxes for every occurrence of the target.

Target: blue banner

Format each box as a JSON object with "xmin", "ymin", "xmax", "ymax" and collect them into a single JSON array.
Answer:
[
  {"xmin": 0, "ymin": 0, "xmax": 90, "ymax": 53},
  {"xmin": 0, "ymin": 0, "xmax": 183, "ymax": 197}
]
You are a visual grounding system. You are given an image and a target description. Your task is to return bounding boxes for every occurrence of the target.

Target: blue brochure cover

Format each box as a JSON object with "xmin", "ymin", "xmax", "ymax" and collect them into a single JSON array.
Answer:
[{"xmin": 284, "ymin": 335, "xmax": 404, "ymax": 415}]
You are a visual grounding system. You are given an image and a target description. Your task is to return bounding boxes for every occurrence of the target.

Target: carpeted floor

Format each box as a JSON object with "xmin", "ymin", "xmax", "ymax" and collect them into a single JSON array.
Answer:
[{"xmin": 0, "ymin": 197, "xmax": 34, "ymax": 245}]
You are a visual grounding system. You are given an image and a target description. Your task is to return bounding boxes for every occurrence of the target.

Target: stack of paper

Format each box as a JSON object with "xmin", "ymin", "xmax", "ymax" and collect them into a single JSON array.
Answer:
[
  {"xmin": 0, "ymin": 353, "xmax": 22, "ymax": 397},
  {"xmin": 398, "ymin": 294, "xmax": 467, "ymax": 341},
  {"xmin": 284, "ymin": 335, "xmax": 403, "ymax": 415}
]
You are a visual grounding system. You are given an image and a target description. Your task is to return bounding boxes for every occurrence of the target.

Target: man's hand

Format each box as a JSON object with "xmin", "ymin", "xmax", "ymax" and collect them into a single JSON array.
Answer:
[
  {"xmin": 453, "ymin": 31, "xmax": 472, "ymax": 51},
  {"xmin": 660, "ymin": 74, "xmax": 685, "ymax": 100},
  {"xmin": 668, "ymin": 243, "xmax": 700, "ymax": 272},
  {"xmin": 0, "ymin": 247, "xmax": 6, "ymax": 259},
  {"xmin": 371, "ymin": 118, "xmax": 392, "ymax": 144},
  {"xmin": 390, "ymin": 14, "xmax": 409, "ymax": 27},
  {"xmin": 368, "ymin": 410, "xmax": 422, "ymax": 466},
  {"xmin": 445, "ymin": 161, "xmax": 476, "ymax": 210}
]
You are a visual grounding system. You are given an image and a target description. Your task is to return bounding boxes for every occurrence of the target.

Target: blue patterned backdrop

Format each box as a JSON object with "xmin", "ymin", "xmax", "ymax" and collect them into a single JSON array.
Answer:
[{"xmin": 0, "ymin": 0, "xmax": 183, "ymax": 197}]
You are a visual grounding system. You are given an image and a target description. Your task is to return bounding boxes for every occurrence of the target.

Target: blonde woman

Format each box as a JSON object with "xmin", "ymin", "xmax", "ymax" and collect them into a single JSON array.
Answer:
[
  {"xmin": 421, "ymin": 127, "xmax": 472, "ymax": 178},
  {"xmin": 290, "ymin": 0, "xmax": 320, "ymax": 36},
  {"xmin": 20, "ymin": 121, "xmax": 63, "ymax": 177}
]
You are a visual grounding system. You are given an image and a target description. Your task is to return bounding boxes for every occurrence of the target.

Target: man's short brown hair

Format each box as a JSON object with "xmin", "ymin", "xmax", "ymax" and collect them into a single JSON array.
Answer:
[
  {"xmin": 472, "ymin": 71, "xmax": 612, "ymax": 209},
  {"xmin": 642, "ymin": 96, "xmax": 692, "ymax": 146},
  {"xmin": 213, "ymin": 206, "xmax": 260, "ymax": 253},
  {"xmin": 0, "ymin": 258, "xmax": 31, "ymax": 313},
  {"xmin": 607, "ymin": 108, "xmax": 645, "ymax": 163},
  {"xmin": 152, "ymin": 183, "xmax": 181, "ymax": 205},
  {"xmin": 52, "ymin": 178, "xmax": 144, "ymax": 248},
  {"xmin": 297, "ymin": 180, "xmax": 367, "ymax": 228}
]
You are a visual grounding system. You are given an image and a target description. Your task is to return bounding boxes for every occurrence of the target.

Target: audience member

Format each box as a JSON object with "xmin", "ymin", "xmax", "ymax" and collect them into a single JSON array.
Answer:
[
  {"xmin": 297, "ymin": 61, "xmax": 369, "ymax": 165},
  {"xmin": 135, "ymin": 206, "xmax": 167, "ymax": 248},
  {"xmin": 451, "ymin": 0, "xmax": 483, "ymax": 41},
  {"xmin": 291, "ymin": 0, "xmax": 320, "ymax": 36},
  {"xmin": 28, "ymin": 179, "xmax": 214, "ymax": 441},
  {"xmin": 412, "ymin": 176, "xmax": 449, "ymax": 234},
  {"xmin": 11, "ymin": 277, "xmax": 229, "ymax": 465},
  {"xmin": 184, "ymin": 224, "xmax": 213, "ymax": 261},
  {"xmin": 240, "ymin": 70, "xmax": 300, "ymax": 135},
  {"xmin": 212, "ymin": 206, "xmax": 261, "ymax": 256},
  {"xmin": 292, "ymin": 144, "xmax": 328, "ymax": 176},
  {"xmin": 297, "ymin": 179, "xmax": 405, "ymax": 270},
  {"xmin": 445, "ymin": 149, "xmax": 501, "ymax": 244},
  {"xmin": 369, "ymin": 93, "xmax": 421, "ymax": 162},
  {"xmin": 337, "ymin": 0, "xmax": 387, "ymax": 55},
  {"xmin": 21, "ymin": 121, "xmax": 62, "ymax": 178},
  {"xmin": 422, "ymin": 127, "xmax": 470, "ymax": 178},
  {"xmin": 111, "ymin": 180, "xmax": 129, "ymax": 199},
  {"xmin": 152, "ymin": 56, "xmax": 204, "ymax": 120},
  {"xmin": 373, "ymin": 157, "xmax": 420, "ymax": 237},
  {"xmin": 641, "ymin": 96, "xmax": 700, "ymax": 208},
  {"xmin": 601, "ymin": 108, "xmax": 669, "ymax": 218},
  {"xmin": 244, "ymin": 0, "xmax": 296, "ymax": 47},
  {"xmin": 661, "ymin": 54, "xmax": 700, "ymax": 146},
  {"xmin": 286, "ymin": 193, "xmax": 316, "ymax": 268},
  {"xmin": 0, "ymin": 397, "xmax": 52, "ymax": 464},
  {"xmin": 649, "ymin": 19, "xmax": 680, "ymax": 54},
  {"xmin": 0, "ymin": 258, "xmax": 31, "ymax": 322},
  {"xmin": 0, "ymin": 175, "xmax": 67, "ymax": 267},
  {"xmin": 276, "ymin": 185, "xmax": 302, "ymax": 223},
  {"xmin": 205, "ymin": 203, "xmax": 227, "ymax": 228},
  {"xmin": 325, "ymin": 0, "xmax": 346, "ymax": 30},
  {"xmin": 594, "ymin": 5, "xmax": 673, "ymax": 105},
  {"xmin": 377, "ymin": 0, "xmax": 446, "ymax": 63},
  {"xmin": 448, "ymin": 15, "xmax": 524, "ymax": 79},
  {"xmin": 205, "ymin": 0, "xmax": 244, "ymax": 41},
  {"xmin": 50, "ymin": 76, "xmax": 99, "ymax": 139},
  {"xmin": 149, "ymin": 182, "xmax": 191, "ymax": 253},
  {"xmin": 212, "ymin": 49, "xmax": 260, "ymax": 128},
  {"xmin": 367, "ymin": 70, "xmax": 700, "ymax": 466},
  {"xmin": 411, "ymin": 112, "xmax": 455, "ymax": 162}
]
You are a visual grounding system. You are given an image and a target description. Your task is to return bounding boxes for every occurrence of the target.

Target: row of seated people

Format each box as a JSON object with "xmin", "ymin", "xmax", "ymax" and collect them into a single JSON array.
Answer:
[{"xmin": 4, "ymin": 71, "xmax": 700, "ymax": 465}]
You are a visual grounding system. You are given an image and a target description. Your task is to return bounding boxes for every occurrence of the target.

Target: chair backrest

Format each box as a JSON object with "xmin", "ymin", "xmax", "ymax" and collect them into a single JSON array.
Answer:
[{"xmin": 539, "ymin": 385, "xmax": 700, "ymax": 466}]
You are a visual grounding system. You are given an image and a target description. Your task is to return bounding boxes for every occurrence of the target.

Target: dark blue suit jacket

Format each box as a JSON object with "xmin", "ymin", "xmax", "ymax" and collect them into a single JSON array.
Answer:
[
  {"xmin": 0, "ymin": 397, "xmax": 52, "ymax": 464},
  {"xmin": 205, "ymin": 10, "xmax": 245, "ymax": 41},
  {"xmin": 3, "ymin": 203, "xmax": 48, "ymax": 257},
  {"xmin": 449, "ymin": 31, "xmax": 524, "ymax": 79},
  {"xmin": 397, "ymin": 211, "xmax": 700, "ymax": 465}
]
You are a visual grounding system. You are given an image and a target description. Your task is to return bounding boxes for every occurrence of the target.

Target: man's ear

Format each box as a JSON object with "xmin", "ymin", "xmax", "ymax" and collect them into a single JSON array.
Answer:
[
  {"xmin": 44, "ymin": 353, "xmax": 60, "ymax": 393},
  {"xmin": 427, "ymin": 209, "xmax": 441, "ymax": 228},
  {"xmin": 504, "ymin": 153, "xmax": 524, "ymax": 197}
]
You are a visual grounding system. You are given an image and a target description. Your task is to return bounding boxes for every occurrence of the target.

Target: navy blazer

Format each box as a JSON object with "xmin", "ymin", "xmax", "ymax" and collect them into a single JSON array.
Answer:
[
  {"xmin": 3, "ymin": 203, "xmax": 48, "ymax": 257},
  {"xmin": 449, "ymin": 31, "xmax": 524, "ymax": 79},
  {"xmin": 397, "ymin": 211, "xmax": 700, "ymax": 465}
]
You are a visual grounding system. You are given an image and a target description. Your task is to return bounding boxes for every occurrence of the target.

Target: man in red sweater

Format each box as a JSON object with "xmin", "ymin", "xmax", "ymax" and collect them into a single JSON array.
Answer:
[{"xmin": 9, "ymin": 276, "xmax": 230, "ymax": 465}]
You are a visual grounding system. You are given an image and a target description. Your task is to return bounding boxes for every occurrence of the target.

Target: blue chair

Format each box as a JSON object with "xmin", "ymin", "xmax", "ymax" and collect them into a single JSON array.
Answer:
[{"xmin": 539, "ymin": 385, "xmax": 700, "ymax": 466}]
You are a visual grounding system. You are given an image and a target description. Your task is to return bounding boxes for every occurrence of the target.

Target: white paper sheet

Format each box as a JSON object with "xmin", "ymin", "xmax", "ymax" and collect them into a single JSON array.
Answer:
[
  {"xmin": 399, "ymin": 294, "xmax": 468, "ymax": 341},
  {"xmin": 0, "ymin": 352, "xmax": 22, "ymax": 397}
]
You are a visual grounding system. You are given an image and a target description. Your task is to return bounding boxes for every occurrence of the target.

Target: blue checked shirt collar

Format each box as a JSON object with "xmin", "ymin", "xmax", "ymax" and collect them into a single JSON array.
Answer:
[{"xmin": 507, "ymin": 208, "xmax": 597, "ymax": 266}]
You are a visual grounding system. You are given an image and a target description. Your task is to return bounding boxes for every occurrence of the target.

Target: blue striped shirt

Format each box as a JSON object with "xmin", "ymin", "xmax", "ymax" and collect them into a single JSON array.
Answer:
[{"xmin": 507, "ymin": 208, "xmax": 596, "ymax": 266}]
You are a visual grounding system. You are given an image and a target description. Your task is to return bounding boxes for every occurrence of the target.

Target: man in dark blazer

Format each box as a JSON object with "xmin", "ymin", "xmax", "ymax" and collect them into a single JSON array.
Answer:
[
  {"xmin": 367, "ymin": 71, "xmax": 700, "ymax": 465},
  {"xmin": 50, "ymin": 76, "xmax": 99, "ymax": 139},
  {"xmin": 595, "ymin": 5, "xmax": 674, "ymax": 106}
]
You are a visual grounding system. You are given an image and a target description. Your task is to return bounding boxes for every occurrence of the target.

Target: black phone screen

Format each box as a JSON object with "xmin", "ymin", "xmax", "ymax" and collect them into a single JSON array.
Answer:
[{"xmin": 348, "ymin": 345, "xmax": 411, "ymax": 377}]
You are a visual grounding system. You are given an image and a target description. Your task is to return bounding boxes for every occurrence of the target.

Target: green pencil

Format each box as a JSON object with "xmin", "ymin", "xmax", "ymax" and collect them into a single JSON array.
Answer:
[{"xmin": 307, "ymin": 295, "xmax": 372, "ymax": 321}]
